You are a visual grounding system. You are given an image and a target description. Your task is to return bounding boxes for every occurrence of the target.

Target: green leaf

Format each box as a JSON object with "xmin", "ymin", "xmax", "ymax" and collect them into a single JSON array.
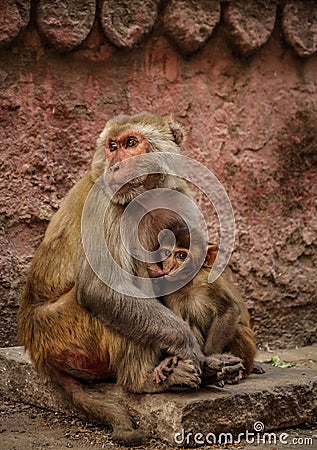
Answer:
[{"xmin": 269, "ymin": 355, "xmax": 293, "ymax": 368}]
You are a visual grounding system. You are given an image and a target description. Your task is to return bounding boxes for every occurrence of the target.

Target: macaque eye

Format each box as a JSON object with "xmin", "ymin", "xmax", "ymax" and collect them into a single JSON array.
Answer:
[
  {"xmin": 176, "ymin": 251, "xmax": 187, "ymax": 261},
  {"xmin": 109, "ymin": 141, "xmax": 118, "ymax": 152},
  {"xmin": 162, "ymin": 248, "xmax": 172, "ymax": 258},
  {"xmin": 126, "ymin": 136, "xmax": 138, "ymax": 148}
]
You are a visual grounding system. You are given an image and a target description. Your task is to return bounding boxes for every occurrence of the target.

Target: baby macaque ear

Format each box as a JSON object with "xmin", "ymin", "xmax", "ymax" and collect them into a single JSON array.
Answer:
[
  {"xmin": 203, "ymin": 244, "xmax": 218, "ymax": 268},
  {"xmin": 165, "ymin": 116, "xmax": 185, "ymax": 145}
]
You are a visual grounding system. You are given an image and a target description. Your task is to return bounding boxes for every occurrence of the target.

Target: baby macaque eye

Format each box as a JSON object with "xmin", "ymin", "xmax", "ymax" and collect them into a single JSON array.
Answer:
[
  {"xmin": 126, "ymin": 136, "xmax": 138, "ymax": 148},
  {"xmin": 176, "ymin": 251, "xmax": 187, "ymax": 260},
  {"xmin": 109, "ymin": 141, "xmax": 118, "ymax": 152},
  {"xmin": 161, "ymin": 248, "xmax": 172, "ymax": 259}
]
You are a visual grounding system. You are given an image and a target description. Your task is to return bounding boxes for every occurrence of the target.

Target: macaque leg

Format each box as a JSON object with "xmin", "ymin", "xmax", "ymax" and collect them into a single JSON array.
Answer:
[
  {"xmin": 114, "ymin": 344, "xmax": 201, "ymax": 394},
  {"xmin": 225, "ymin": 325, "xmax": 257, "ymax": 375},
  {"xmin": 202, "ymin": 315, "xmax": 256, "ymax": 380},
  {"xmin": 30, "ymin": 289, "xmax": 111, "ymax": 378},
  {"xmin": 25, "ymin": 289, "xmax": 146, "ymax": 445},
  {"xmin": 203, "ymin": 313, "xmax": 238, "ymax": 355}
]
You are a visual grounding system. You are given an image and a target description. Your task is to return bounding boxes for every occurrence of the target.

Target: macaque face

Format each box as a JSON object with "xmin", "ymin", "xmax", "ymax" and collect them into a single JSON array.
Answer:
[
  {"xmin": 145, "ymin": 246, "xmax": 189, "ymax": 279},
  {"xmin": 151, "ymin": 243, "xmax": 218, "ymax": 278},
  {"xmin": 104, "ymin": 131, "xmax": 150, "ymax": 194},
  {"xmin": 105, "ymin": 132, "xmax": 147, "ymax": 164},
  {"xmin": 160, "ymin": 246, "xmax": 189, "ymax": 274},
  {"xmin": 93, "ymin": 113, "xmax": 186, "ymax": 204}
]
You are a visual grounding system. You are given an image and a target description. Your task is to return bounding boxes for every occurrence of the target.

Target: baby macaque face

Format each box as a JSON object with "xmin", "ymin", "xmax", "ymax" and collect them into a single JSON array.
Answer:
[
  {"xmin": 160, "ymin": 246, "xmax": 189, "ymax": 274},
  {"xmin": 146, "ymin": 243, "xmax": 218, "ymax": 278},
  {"xmin": 145, "ymin": 246, "xmax": 188, "ymax": 279}
]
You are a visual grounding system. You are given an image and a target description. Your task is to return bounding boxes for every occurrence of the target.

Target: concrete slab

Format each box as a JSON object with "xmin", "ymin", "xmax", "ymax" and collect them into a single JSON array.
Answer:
[{"xmin": 0, "ymin": 346, "xmax": 316, "ymax": 446}]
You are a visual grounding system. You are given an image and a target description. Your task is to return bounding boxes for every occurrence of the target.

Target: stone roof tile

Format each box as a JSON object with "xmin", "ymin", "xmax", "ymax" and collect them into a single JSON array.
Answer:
[
  {"xmin": 223, "ymin": 0, "xmax": 277, "ymax": 56},
  {"xmin": 1, "ymin": 0, "xmax": 316, "ymax": 58},
  {"xmin": 163, "ymin": 0, "xmax": 221, "ymax": 55},
  {"xmin": 282, "ymin": 0, "xmax": 317, "ymax": 57},
  {"xmin": 36, "ymin": 0, "xmax": 96, "ymax": 52},
  {"xmin": 0, "ymin": 0, "xmax": 31, "ymax": 47},
  {"xmin": 100, "ymin": 0, "xmax": 160, "ymax": 48}
]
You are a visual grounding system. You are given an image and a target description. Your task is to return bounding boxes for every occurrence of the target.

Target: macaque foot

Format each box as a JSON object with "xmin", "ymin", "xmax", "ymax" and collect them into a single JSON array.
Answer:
[
  {"xmin": 203, "ymin": 354, "xmax": 245, "ymax": 386},
  {"xmin": 153, "ymin": 356, "xmax": 179, "ymax": 383},
  {"xmin": 152, "ymin": 358, "xmax": 201, "ymax": 389},
  {"xmin": 165, "ymin": 359, "xmax": 201, "ymax": 389},
  {"xmin": 134, "ymin": 358, "xmax": 200, "ymax": 394},
  {"xmin": 153, "ymin": 356, "xmax": 201, "ymax": 389}
]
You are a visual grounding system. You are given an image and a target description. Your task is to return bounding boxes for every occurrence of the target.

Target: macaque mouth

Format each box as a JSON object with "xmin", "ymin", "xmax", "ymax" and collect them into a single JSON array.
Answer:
[
  {"xmin": 146, "ymin": 263, "xmax": 165, "ymax": 278},
  {"xmin": 110, "ymin": 181, "xmax": 132, "ymax": 192},
  {"xmin": 159, "ymin": 266, "xmax": 194, "ymax": 281},
  {"xmin": 106, "ymin": 175, "xmax": 147, "ymax": 194},
  {"xmin": 152, "ymin": 271, "xmax": 166, "ymax": 278}
]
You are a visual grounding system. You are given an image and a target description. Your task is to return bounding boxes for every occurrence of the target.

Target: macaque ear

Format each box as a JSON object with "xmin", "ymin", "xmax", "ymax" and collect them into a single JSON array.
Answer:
[
  {"xmin": 166, "ymin": 116, "xmax": 185, "ymax": 145},
  {"xmin": 203, "ymin": 244, "xmax": 218, "ymax": 268}
]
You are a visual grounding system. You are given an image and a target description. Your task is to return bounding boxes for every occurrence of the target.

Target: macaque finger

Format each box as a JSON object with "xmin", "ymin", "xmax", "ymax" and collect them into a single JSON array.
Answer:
[
  {"xmin": 217, "ymin": 362, "xmax": 246, "ymax": 384},
  {"xmin": 218, "ymin": 355, "xmax": 242, "ymax": 366},
  {"xmin": 153, "ymin": 356, "xmax": 179, "ymax": 383},
  {"xmin": 225, "ymin": 369, "xmax": 245, "ymax": 385}
]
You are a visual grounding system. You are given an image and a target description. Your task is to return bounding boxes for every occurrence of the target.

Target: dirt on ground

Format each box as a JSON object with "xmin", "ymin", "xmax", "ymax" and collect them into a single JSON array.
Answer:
[{"xmin": 1, "ymin": 399, "xmax": 316, "ymax": 450}]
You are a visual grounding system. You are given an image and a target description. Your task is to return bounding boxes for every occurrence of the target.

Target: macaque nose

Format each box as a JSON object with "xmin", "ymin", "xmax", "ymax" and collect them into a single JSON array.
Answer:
[{"xmin": 110, "ymin": 165, "xmax": 119, "ymax": 172}]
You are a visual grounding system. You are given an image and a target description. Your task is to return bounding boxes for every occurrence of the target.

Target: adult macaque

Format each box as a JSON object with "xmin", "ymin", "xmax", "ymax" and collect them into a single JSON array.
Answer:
[
  {"xmin": 148, "ymin": 227, "xmax": 256, "ymax": 380},
  {"xmin": 18, "ymin": 113, "xmax": 243, "ymax": 445}
]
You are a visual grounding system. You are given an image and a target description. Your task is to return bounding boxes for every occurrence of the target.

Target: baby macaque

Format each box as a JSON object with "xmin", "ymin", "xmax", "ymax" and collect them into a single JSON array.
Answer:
[{"xmin": 148, "ymin": 228, "xmax": 256, "ymax": 381}]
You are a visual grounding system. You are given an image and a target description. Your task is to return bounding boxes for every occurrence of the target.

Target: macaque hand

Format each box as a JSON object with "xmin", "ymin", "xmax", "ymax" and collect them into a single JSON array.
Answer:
[{"xmin": 203, "ymin": 354, "xmax": 246, "ymax": 386}]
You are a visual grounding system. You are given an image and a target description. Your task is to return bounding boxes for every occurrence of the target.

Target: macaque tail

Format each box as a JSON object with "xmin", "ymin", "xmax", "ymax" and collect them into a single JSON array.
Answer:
[{"xmin": 53, "ymin": 370, "xmax": 146, "ymax": 446}]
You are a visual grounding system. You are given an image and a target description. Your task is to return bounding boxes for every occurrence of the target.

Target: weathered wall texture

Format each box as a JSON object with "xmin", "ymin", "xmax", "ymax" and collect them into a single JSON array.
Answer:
[{"xmin": 0, "ymin": 1, "xmax": 316, "ymax": 348}]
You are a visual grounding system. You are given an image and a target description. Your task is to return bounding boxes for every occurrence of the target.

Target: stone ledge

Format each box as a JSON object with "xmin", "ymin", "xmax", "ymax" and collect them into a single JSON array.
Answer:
[{"xmin": 0, "ymin": 347, "xmax": 316, "ymax": 445}]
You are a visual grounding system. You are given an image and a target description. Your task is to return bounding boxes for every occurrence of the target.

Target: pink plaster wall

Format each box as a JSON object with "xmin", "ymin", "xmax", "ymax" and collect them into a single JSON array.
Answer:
[{"xmin": 0, "ymin": 21, "xmax": 316, "ymax": 348}]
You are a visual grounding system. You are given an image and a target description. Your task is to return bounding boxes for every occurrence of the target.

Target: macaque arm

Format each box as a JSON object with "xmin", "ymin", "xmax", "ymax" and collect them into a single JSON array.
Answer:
[{"xmin": 76, "ymin": 262, "xmax": 204, "ymax": 366}]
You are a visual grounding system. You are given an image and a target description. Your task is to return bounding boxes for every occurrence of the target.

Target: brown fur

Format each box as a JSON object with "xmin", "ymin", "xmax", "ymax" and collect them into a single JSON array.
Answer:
[
  {"xmin": 18, "ymin": 114, "xmax": 215, "ymax": 445},
  {"xmin": 150, "ymin": 237, "xmax": 256, "ymax": 375},
  {"xmin": 18, "ymin": 114, "xmax": 246, "ymax": 444},
  {"xmin": 163, "ymin": 271, "xmax": 256, "ymax": 375}
]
